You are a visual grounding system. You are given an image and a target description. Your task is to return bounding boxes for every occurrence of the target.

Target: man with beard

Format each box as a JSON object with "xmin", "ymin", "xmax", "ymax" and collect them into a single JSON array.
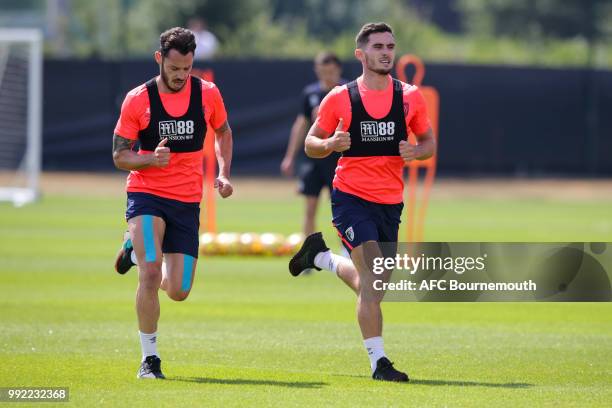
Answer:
[
  {"xmin": 289, "ymin": 22, "xmax": 436, "ymax": 382},
  {"xmin": 112, "ymin": 27, "xmax": 233, "ymax": 379}
]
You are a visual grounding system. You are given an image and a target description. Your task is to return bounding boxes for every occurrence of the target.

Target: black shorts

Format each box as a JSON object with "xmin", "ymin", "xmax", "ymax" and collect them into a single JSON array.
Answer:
[
  {"xmin": 125, "ymin": 192, "xmax": 200, "ymax": 258},
  {"xmin": 331, "ymin": 188, "xmax": 403, "ymax": 253},
  {"xmin": 297, "ymin": 159, "xmax": 336, "ymax": 197}
]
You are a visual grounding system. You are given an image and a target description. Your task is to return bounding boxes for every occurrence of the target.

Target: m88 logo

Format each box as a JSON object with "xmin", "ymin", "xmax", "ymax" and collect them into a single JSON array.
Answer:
[
  {"xmin": 158, "ymin": 120, "xmax": 195, "ymax": 137},
  {"xmin": 360, "ymin": 121, "xmax": 395, "ymax": 138}
]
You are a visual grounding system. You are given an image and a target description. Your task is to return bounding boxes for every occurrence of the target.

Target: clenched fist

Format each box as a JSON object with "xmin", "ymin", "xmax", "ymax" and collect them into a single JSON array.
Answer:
[
  {"xmin": 215, "ymin": 176, "xmax": 233, "ymax": 198},
  {"xmin": 399, "ymin": 140, "xmax": 420, "ymax": 163}
]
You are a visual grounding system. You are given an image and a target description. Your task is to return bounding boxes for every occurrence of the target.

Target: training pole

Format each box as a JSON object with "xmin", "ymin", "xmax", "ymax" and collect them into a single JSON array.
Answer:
[{"xmin": 396, "ymin": 55, "xmax": 439, "ymax": 242}]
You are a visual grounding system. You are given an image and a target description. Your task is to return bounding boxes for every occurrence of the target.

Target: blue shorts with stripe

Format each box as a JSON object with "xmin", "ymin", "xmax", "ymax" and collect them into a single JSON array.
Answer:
[
  {"xmin": 331, "ymin": 188, "xmax": 403, "ymax": 253},
  {"xmin": 125, "ymin": 192, "xmax": 200, "ymax": 258}
]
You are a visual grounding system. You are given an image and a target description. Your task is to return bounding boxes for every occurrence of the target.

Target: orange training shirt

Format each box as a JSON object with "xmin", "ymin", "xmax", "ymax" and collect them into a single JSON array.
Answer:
[
  {"xmin": 315, "ymin": 75, "xmax": 430, "ymax": 204},
  {"xmin": 114, "ymin": 76, "xmax": 227, "ymax": 203}
]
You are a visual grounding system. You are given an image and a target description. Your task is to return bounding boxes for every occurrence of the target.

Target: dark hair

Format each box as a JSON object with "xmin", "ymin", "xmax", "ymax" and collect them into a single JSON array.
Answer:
[
  {"xmin": 159, "ymin": 27, "xmax": 196, "ymax": 57},
  {"xmin": 355, "ymin": 22, "xmax": 393, "ymax": 48},
  {"xmin": 314, "ymin": 51, "xmax": 341, "ymax": 67}
]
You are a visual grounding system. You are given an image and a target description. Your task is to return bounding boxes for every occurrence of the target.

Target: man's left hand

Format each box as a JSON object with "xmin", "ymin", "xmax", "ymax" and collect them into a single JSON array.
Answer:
[
  {"xmin": 215, "ymin": 176, "xmax": 233, "ymax": 198},
  {"xmin": 399, "ymin": 140, "xmax": 419, "ymax": 163}
]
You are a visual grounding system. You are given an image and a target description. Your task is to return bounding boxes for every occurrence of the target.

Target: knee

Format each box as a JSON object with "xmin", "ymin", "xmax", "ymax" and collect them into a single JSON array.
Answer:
[
  {"xmin": 167, "ymin": 289, "xmax": 190, "ymax": 302},
  {"xmin": 358, "ymin": 290, "xmax": 384, "ymax": 305},
  {"xmin": 139, "ymin": 262, "xmax": 163, "ymax": 289}
]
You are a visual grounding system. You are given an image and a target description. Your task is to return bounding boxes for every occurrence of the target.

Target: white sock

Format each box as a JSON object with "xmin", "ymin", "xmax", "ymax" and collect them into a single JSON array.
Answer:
[
  {"xmin": 340, "ymin": 245, "xmax": 351, "ymax": 259},
  {"xmin": 130, "ymin": 250, "xmax": 138, "ymax": 265},
  {"xmin": 364, "ymin": 336, "xmax": 386, "ymax": 373},
  {"xmin": 314, "ymin": 250, "xmax": 342, "ymax": 273},
  {"xmin": 139, "ymin": 331, "xmax": 158, "ymax": 361}
]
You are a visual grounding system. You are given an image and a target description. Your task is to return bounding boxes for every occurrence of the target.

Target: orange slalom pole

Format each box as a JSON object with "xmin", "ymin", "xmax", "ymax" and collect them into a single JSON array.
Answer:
[
  {"xmin": 416, "ymin": 160, "xmax": 436, "ymax": 242},
  {"xmin": 193, "ymin": 69, "xmax": 218, "ymax": 234},
  {"xmin": 415, "ymin": 88, "xmax": 439, "ymax": 242},
  {"xmin": 203, "ymin": 129, "xmax": 217, "ymax": 233},
  {"xmin": 396, "ymin": 55, "xmax": 439, "ymax": 242},
  {"xmin": 406, "ymin": 165, "xmax": 419, "ymax": 243}
]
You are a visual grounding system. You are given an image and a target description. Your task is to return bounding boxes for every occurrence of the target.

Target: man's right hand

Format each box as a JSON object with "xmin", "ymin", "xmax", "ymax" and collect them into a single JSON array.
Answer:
[
  {"xmin": 327, "ymin": 118, "xmax": 351, "ymax": 152},
  {"xmin": 153, "ymin": 138, "xmax": 170, "ymax": 167}
]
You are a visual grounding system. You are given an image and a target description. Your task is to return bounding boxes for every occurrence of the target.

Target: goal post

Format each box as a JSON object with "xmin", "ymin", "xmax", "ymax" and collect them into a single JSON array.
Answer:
[{"xmin": 0, "ymin": 28, "xmax": 42, "ymax": 207}]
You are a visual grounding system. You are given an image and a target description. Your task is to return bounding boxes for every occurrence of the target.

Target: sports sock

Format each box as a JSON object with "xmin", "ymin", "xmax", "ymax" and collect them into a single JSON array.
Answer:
[
  {"xmin": 364, "ymin": 336, "xmax": 386, "ymax": 373},
  {"xmin": 139, "ymin": 331, "xmax": 158, "ymax": 361},
  {"xmin": 314, "ymin": 250, "xmax": 342, "ymax": 273},
  {"xmin": 130, "ymin": 250, "xmax": 138, "ymax": 265},
  {"xmin": 340, "ymin": 245, "xmax": 351, "ymax": 259}
]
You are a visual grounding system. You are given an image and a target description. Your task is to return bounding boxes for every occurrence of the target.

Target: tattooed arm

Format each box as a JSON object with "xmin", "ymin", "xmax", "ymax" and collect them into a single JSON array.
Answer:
[{"xmin": 112, "ymin": 134, "xmax": 170, "ymax": 171}]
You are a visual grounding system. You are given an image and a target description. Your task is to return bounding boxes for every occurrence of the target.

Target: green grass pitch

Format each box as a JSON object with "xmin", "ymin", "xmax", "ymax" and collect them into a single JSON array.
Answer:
[{"xmin": 1, "ymin": 179, "xmax": 611, "ymax": 407}]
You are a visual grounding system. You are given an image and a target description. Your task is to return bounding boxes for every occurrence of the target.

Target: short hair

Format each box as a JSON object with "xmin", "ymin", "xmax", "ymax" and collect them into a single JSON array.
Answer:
[
  {"xmin": 314, "ymin": 51, "xmax": 341, "ymax": 67},
  {"xmin": 355, "ymin": 22, "xmax": 394, "ymax": 48},
  {"xmin": 159, "ymin": 27, "xmax": 196, "ymax": 57}
]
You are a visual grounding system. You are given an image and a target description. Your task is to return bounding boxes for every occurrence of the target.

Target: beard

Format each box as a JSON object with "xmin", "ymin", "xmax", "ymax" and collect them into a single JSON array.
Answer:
[
  {"xmin": 160, "ymin": 62, "xmax": 186, "ymax": 92},
  {"xmin": 371, "ymin": 67, "xmax": 392, "ymax": 75},
  {"xmin": 365, "ymin": 54, "xmax": 393, "ymax": 75}
]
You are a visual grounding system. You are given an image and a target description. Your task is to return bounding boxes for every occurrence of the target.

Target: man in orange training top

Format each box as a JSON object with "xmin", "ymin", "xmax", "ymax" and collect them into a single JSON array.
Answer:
[
  {"xmin": 289, "ymin": 22, "xmax": 436, "ymax": 382},
  {"xmin": 112, "ymin": 27, "xmax": 233, "ymax": 379}
]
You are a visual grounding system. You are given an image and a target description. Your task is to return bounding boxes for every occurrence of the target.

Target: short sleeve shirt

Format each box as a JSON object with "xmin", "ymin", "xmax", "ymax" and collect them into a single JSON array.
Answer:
[
  {"xmin": 315, "ymin": 75, "xmax": 430, "ymax": 204},
  {"xmin": 114, "ymin": 76, "xmax": 227, "ymax": 203}
]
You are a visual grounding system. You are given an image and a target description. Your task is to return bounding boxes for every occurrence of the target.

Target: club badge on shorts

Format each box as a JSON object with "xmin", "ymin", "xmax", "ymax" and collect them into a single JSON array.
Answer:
[{"xmin": 346, "ymin": 226, "xmax": 354, "ymax": 242}]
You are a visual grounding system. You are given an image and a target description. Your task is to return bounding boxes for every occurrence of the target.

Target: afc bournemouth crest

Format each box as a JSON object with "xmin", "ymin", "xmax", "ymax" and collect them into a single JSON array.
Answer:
[{"xmin": 346, "ymin": 226, "xmax": 354, "ymax": 242}]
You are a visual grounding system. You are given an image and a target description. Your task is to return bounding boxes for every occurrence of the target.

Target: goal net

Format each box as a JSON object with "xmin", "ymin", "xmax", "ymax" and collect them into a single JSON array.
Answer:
[{"xmin": 0, "ymin": 29, "xmax": 42, "ymax": 206}]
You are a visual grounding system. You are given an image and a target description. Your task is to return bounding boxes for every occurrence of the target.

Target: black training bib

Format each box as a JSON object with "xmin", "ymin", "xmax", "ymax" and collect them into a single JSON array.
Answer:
[
  {"xmin": 343, "ymin": 79, "xmax": 407, "ymax": 157},
  {"xmin": 138, "ymin": 76, "xmax": 206, "ymax": 153}
]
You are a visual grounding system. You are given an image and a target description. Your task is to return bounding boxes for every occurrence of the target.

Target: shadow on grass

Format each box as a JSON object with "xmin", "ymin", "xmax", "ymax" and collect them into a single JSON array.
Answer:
[
  {"xmin": 410, "ymin": 379, "xmax": 532, "ymax": 388},
  {"xmin": 333, "ymin": 374, "xmax": 532, "ymax": 388},
  {"xmin": 168, "ymin": 376, "xmax": 327, "ymax": 389}
]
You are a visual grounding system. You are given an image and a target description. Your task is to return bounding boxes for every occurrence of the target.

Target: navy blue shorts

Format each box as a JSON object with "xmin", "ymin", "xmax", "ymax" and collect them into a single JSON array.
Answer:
[
  {"xmin": 297, "ymin": 159, "xmax": 335, "ymax": 197},
  {"xmin": 331, "ymin": 189, "xmax": 403, "ymax": 253},
  {"xmin": 125, "ymin": 192, "xmax": 200, "ymax": 258}
]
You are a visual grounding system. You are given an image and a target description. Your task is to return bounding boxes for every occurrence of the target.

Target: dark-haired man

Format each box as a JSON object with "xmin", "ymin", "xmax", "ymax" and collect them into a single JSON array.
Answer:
[
  {"xmin": 281, "ymin": 52, "xmax": 345, "ymax": 238},
  {"xmin": 289, "ymin": 22, "xmax": 436, "ymax": 382},
  {"xmin": 112, "ymin": 27, "xmax": 233, "ymax": 379}
]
